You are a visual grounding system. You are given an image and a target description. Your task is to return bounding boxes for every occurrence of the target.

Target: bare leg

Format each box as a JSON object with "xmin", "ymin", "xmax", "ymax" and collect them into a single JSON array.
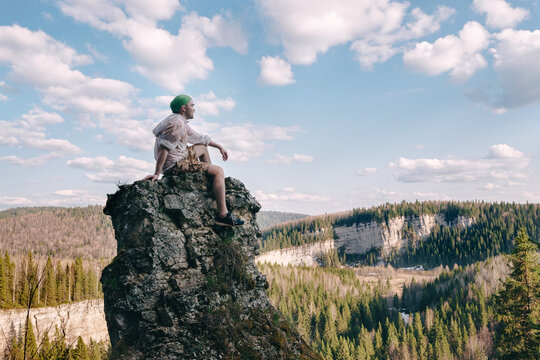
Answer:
[
  {"xmin": 191, "ymin": 144, "xmax": 212, "ymax": 164},
  {"xmin": 207, "ymin": 164, "xmax": 228, "ymax": 218}
]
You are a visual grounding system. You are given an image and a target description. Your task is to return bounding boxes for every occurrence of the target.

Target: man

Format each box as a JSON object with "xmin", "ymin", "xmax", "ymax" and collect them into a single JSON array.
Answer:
[{"xmin": 143, "ymin": 94, "xmax": 244, "ymax": 227}]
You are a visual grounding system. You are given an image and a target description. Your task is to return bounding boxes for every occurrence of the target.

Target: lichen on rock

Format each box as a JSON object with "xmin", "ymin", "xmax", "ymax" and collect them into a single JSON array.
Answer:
[{"xmin": 101, "ymin": 172, "xmax": 321, "ymax": 359}]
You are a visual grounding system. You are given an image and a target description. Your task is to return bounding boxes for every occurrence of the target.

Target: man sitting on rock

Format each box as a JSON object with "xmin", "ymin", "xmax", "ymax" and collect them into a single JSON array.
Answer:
[{"xmin": 143, "ymin": 94, "xmax": 244, "ymax": 227}]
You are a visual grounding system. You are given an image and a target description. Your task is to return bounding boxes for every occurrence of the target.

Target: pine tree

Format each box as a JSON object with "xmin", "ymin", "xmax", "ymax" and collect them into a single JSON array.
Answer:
[
  {"xmin": 4, "ymin": 252, "xmax": 15, "ymax": 306},
  {"xmin": 335, "ymin": 336, "xmax": 351, "ymax": 360},
  {"xmin": 17, "ymin": 251, "xmax": 39, "ymax": 308},
  {"xmin": 42, "ymin": 256, "xmax": 56, "ymax": 306},
  {"xmin": 494, "ymin": 230, "xmax": 540, "ymax": 359},
  {"xmin": 385, "ymin": 320, "xmax": 400, "ymax": 359},
  {"xmin": 23, "ymin": 316, "xmax": 39, "ymax": 360},
  {"xmin": 0, "ymin": 255, "xmax": 7, "ymax": 308},
  {"xmin": 55, "ymin": 261, "xmax": 66, "ymax": 304},
  {"xmin": 358, "ymin": 325, "xmax": 374, "ymax": 359},
  {"xmin": 374, "ymin": 324, "xmax": 384, "ymax": 360},
  {"xmin": 39, "ymin": 332, "xmax": 52, "ymax": 360},
  {"xmin": 72, "ymin": 336, "xmax": 90, "ymax": 360},
  {"xmin": 5, "ymin": 322, "xmax": 21, "ymax": 360},
  {"xmin": 72, "ymin": 258, "xmax": 84, "ymax": 302}
]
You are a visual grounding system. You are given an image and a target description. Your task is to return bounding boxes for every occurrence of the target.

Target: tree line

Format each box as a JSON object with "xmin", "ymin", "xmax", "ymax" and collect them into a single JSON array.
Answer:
[
  {"xmin": 4, "ymin": 320, "xmax": 109, "ymax": 360},
  {"xmin": 0, "ymin": 251, "xmax": 102, "ymax": 309}
]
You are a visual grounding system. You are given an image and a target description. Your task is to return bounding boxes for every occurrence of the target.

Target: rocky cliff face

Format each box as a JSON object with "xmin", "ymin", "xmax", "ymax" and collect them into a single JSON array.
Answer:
[
  {"xmin": 255, "ymin": 240, "xmax": 334, "ymax": 267},
  {"xmin": 334, "ymin": 214, "xmax": 475, "ymax": 256},
  {"xmin": 0, "ymin": 300, "xmax": 107, "ymax": 355},
  {"xmin": 257, "ymin": 214, "xmax": 475, "ymax": 267},
  {"xmin": 101, "ymin": 173, "xmax": 321, "ymax": 360}
]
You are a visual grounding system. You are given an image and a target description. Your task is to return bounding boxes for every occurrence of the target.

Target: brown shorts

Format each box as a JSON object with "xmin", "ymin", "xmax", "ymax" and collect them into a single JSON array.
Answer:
[{"xmin": 171, "ymin": 146, "xmax": 210, "ymax": 174}]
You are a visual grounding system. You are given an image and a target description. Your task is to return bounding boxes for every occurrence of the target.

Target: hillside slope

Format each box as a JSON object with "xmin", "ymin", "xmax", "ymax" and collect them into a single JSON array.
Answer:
[
  {"xmin": 0, "ymin": 206, "xmax": 304, "ymax": 260},
  {"xmin": 259, "ymin": 201, "xmax": 540, "ymax": 268}
]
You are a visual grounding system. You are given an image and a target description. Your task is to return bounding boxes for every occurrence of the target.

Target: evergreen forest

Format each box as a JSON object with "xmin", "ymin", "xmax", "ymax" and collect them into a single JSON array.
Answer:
[
  {"xmin": 259, "ymin": 230, "xmax": 539, "ymax": 359},
  {"xmin": 0, "ymin": 252, "xmax": 102, "ymax": 309}
]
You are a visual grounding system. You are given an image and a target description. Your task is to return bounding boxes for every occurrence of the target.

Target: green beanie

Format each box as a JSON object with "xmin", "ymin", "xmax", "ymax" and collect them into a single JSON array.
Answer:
[{"xmin": 170, "ymin": 94, "xmax": 192, "ymax": 113}]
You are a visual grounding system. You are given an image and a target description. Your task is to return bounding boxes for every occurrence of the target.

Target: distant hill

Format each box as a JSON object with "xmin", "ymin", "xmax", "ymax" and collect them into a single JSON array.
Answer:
[
  {"xmin": 0, "ymin": 205, "xmax": 115, "ymax": 261},
  {"xmin": 0, "ymin": 206, "xmax": 307, "ymax": 260},
  {"xmin": 0, "ymin": 206, "xmax": 63, "ymax": 219},
  {"xmin": 256, "ymin": 210, "xmax": 308, "ymax": 229}
]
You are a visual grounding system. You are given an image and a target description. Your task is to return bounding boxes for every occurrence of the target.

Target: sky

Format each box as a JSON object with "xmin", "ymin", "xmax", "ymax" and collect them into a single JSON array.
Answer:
[{"xmin": 0, "ymin": 0, "xmax": 539, "ymax": 215}]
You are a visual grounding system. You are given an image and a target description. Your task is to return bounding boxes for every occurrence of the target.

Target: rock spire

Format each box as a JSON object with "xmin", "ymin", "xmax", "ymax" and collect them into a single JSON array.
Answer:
[{"xmin": 101, "ymin": 172, "xmax": 320, "ymax": 359}]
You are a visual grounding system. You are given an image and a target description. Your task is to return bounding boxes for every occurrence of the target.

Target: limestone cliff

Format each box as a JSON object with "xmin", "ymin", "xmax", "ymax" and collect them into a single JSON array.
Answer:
[
  {"xmin": 101, "ymin": 173, "xmax": 321, "ymax": 359},
  {"xmin": 0, "ymin": 300, "xmax": 107, "ymax": 355},
  {"xmin": 256, "ymin": 214, "xmax": 475, "ymax": 267}
]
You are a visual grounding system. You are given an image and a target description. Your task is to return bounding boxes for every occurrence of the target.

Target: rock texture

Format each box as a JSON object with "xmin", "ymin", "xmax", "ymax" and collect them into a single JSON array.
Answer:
[
  {"xmin": 255, "ymin": 240, "xmax": 334, "ymax": 267},
  {"xmin": 101, "ymin": 172, "xmax": 321, "ymax": 360}
]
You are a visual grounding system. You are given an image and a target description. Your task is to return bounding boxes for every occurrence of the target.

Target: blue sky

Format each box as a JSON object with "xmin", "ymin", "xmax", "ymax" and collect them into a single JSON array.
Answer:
[{"xmin": 1, "ymin": 0, "xmax": 539, "ymax": 214}]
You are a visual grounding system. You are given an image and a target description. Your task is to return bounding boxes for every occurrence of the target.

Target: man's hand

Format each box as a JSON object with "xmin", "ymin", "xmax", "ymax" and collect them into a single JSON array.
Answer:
[
  {"xmin": 219, "ymin": 146, "xmax": 228, "ymax": 161},
  {"xmin": 142, "ymin": 174, "xmax": 159, "ymax": 181}
]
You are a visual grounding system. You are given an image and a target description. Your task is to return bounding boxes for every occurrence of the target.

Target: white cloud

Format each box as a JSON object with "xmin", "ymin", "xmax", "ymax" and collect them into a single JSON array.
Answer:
[
  {"xmin": 67, "ymin": 156, "xmax": 115, "ymax": 171},
  {"xmin": 85, "ymin": 43, "xmax": 107, "ymax": 62},
  {"xmin": 254, "ymin": 189, "xmax": 330, "ymax": 203},
  {"xmin": 258, "ymin": 56, "xmax": 295, "ymax": 86},
  {"xmin": 403, "ymin": 21, "xmax": 490, "ymax": 81},
  {"xmin": 25, "ymin": 138, "xmax": 81, "ymax": 154},
  {"xmin": 469, "ymin": 29, "xmax": 540, "ymax": 111},
  {"xmin": 195, "ymin": 91, "xmax": 236, "ymax": 116},
  {"xmin": 390, "ymin": 144, "xmax": 529, "ymax": 183},
  {"xmin": 356, "ymin": 167, "xmax": 377, "ymax": 176},
  {"xmin": 258, "ymin": 0, "xmax": 408, "ymax": 65},
  {"xmin": 506, "ymin": 181, "xmax": 524, "ymax": 187},
  {"xmin": 523, "ymin": 192, "xmax": 540, "ymax": 202},
  {"xmin": 0, "ymin": 25, "xmax": 149, "ymax": 150},
  {"xmin": 54, "ymin": 189, "xmax": 88, "ymax": 197},
  {"xmin": 258, "ymin": 1, "xmax": 454, "ymax": 70},
  {"xmin": 292, "ymin": 154, "xmax": 314, "ymax": 163},
  {"xmin": 211, "ymin": 124, "xmax": 301, "ymax": 162},
  {"xmin": 367, "ymin": 188, "xmax": 402, "ymax": 201},
  {"xmin": 67, "ymin": 155, "xmax": 153, "ymax": 183},
  {"xmin": 472, "ymin": 0, "xmax": 528, "ymax": 29},
  {"xmin": 0, "ymin": 93, "xmax": 7, "ymax": 101},
  {"xmin": 0, "ymin": 107, "xmax": 82, "ymax": 165},
  {"xmin": 59, "ymin": 1, "xmax": 247, "ymax": 91},
  {"xmin": 267, "ymin": 153, "xmax": 314, "ymax": 164},
  {"xmin": 351, "ymin": 6, "xmax": 455, "ymax": 69},
  {"xmin": 21, "ymin": 107, "xmax": 64, "ymax": 127},
  {"xmin": 486, "ymin": 143, "xmax": 524, "ymax": 159},
  {"xmin": 482, "ymin": 183, "xmax": 501, "ymax": 190},
  {"xmin": 0, "ymin": 196, "xmax": 33, "ymax": 206},
  {"xmin": 413, "ymin": 192, "xmax": 451, "ymax": 200},
  {"xmin": 351, "ymin": 42, "xmax": 397, "ymax": 70},
  {"xmin": 0, "ymin": 154, "xmax": 61, "ymax": 167}
]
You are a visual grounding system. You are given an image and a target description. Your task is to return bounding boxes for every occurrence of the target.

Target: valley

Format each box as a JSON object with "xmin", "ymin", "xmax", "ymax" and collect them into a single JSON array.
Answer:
[{"xmin": 1, "ymin": 201, "xmax": 538, "ymax": 359}]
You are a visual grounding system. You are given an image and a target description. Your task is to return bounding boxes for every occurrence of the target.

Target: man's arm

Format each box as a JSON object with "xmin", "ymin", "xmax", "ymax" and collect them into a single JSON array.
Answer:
[
  {"xmin": 208, "ymin": 140, "xmax": 228, "ymax": 161},
  {"xmin": 142, "ymin": 148, "xmax": 169, "ymax": 181}
]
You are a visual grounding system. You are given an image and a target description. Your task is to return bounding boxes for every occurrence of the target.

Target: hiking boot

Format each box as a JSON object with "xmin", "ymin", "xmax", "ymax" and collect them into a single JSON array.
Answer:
[{"xmin": 215, "ymin": 212, "xmax": 244, "ymax": 227}]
